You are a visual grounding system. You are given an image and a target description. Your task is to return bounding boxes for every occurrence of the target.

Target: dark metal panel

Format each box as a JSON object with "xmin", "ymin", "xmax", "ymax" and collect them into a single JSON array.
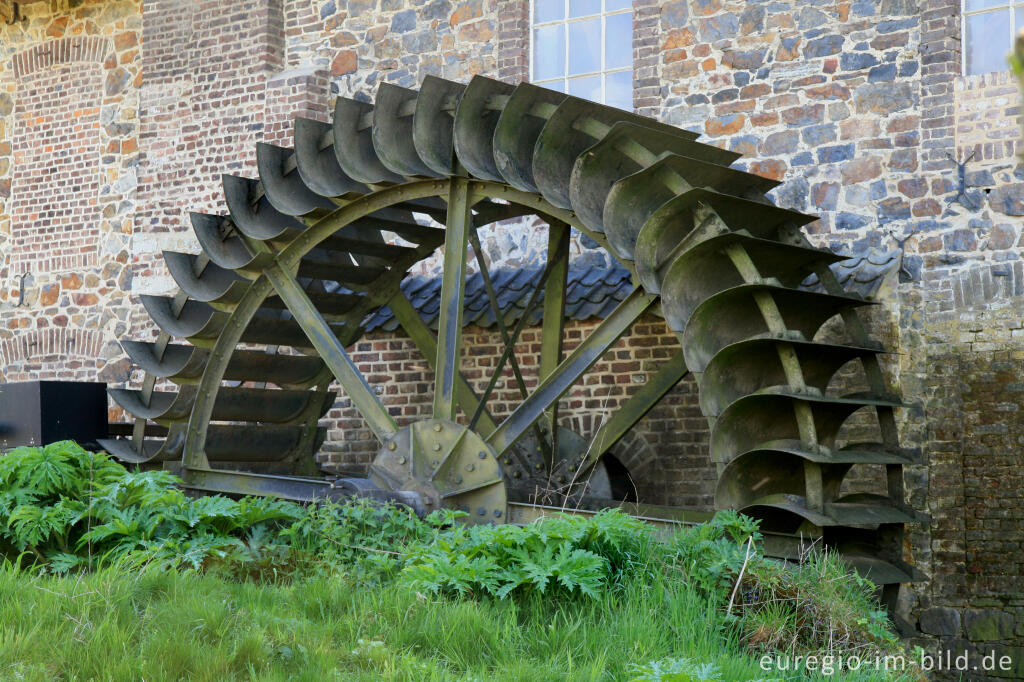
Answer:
[
  {"xmin": 332, "ymin": 97, "xmax": 406, "ymax": 185},
  {"xmin": 452, "ymin": 75, "xmax": 514, "ymax": 181},
  {"xmin": 0, "ymin": 381, "xmax": 108, "ymax": 449},
  {"xmin": 372, "ymin": 83, "xmax": 437, "ymax": 178}
]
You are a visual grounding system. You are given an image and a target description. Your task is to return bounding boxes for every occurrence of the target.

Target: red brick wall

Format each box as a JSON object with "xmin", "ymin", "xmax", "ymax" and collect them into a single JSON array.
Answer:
[
  {"xmin": 11, "ymin": 59, "xmax": 102, "ymax": 274},
  {"xmin": 320, "ymin": 315, "xmax": 715, "ymax": 509}
]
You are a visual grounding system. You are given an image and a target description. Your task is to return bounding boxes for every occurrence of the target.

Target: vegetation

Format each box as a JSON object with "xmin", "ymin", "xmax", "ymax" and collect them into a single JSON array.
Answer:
[{"xmin": 0, "ymin": 442, "xmax": 921, "ymax": 680}]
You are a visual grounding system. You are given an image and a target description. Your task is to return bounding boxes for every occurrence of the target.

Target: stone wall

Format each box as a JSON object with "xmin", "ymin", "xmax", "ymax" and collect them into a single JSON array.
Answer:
[
  {"xmin": 2, "ymin": 0, "xmax": 1024, "ymax": 668},
  {"xmin": 0, "ymin": 0, "xmax": 139, "ymax": 399}
]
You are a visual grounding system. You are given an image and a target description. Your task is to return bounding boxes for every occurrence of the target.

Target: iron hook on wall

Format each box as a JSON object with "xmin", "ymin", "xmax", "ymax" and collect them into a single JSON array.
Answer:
[
  {"xmin": 16, "ymin": 272, "xmax": 29, "ymax": 307},
  {"xmin": 3, "ymin": 2, "xmax": 27, "ymax": 26}
]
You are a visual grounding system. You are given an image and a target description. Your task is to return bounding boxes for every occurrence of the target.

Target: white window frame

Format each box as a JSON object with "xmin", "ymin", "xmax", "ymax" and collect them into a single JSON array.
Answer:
[
  {"xmin": 529, "ymin": 0, "xmax": 633, "ymax": 107},
  {"xmin": 962, "ymin": 0, "xmax": 1020, "ymax": 75}
]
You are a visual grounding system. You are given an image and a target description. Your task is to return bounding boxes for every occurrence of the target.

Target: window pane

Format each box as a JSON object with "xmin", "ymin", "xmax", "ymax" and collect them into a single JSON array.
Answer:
[
  {"xmin": 966, "ymin": 10, "xmax": 1010, "ymax": 75},
  {"xmin": 537, "ymin": 79, "xmax": 567, "ymax": 93},
  {"xmin": 534, "ymin": 0, "xmax": 564, "ymax": 23},
  {"xmin": 605, "ymin": 12, "xmax": 632, "ymax": 69},
  {"xmin": 568, "ymin": 75, "xmax": 602, "ymax": 102},
  {"xmin": 966, "ymin": 0, "xmax": 1006, "ymax": 9},
  {"xmin": 569, "ymin": 0, "xmax": 600, "ymax": 17},
  {"xmin": 568, "ymin": 17, "xmax": 601, "ymax": 74},
  {"xmin": 605, "ymin": 71, "xmax": 632, "ymax": 110},
  {"xmin": 606, "ymin": 0, "xmax": 632, "ymax": 10},
  {"xmin": 534, "ymin": 25, "xmax": 566, "ymax": 81}
]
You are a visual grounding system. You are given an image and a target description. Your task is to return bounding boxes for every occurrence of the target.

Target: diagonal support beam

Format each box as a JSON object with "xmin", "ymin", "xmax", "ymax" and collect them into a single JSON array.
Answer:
[
  {"xmin": 434, "ymin": 177, "xmax": 473, "ymax": 421},
  {"xmin": 265, "ymin": 261, "xmax": 398, "ymax": 443},
  {"xmin": 579, "ymin": 350, "xmax": 688, "ymax": 475},
  {"xmin": 387, "ymin": 291, "xmax": 499, "ymax": 435},
  {"xmin": 486, "ymin": 289, "xmax": 656, "ymax": 456}
]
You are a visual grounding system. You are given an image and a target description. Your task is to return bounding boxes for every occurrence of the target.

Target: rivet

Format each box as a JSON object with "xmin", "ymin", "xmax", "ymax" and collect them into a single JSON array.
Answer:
[
  {"xmin": 388, "ymin": 442, "xmax": 397, "ymax": 451},
  {"xmin": 433, "ymin": 443, "xmax": 441, "ymax": 451},
  {"xmin": 431, "ymin": 460, "xmax": 439, "ymax": 468},
  {"xmin": 493, "ymin": 509, "xmax": 502, "ymax": 518},
  {"xmin": 466, "ymin": 463, "xmax": 475, "ymax": 472},
  {"xmin": 477, "ymin": 507, "xmax": 486, "ymax": 516},
  {"xmin": 398, "ymin": 456, "xmax": 407, "ymax": 464},
  {"xmin": 455, "ymin": 475, "xmax": 463, "ymax": 484},
  {"xmin": 478, "ymin": 451, "xmax": 486, "ymax": 459},
  {"xmin": 513, "ymin": 471, "xmax": 522, "ymax": 478},
  {"xmin": 503, "ymin": 458, "xmax": 512, "ymax": 465},
  {"xmin": 433, "ymin": 423, "xmax": 442, "ymax": 432}
]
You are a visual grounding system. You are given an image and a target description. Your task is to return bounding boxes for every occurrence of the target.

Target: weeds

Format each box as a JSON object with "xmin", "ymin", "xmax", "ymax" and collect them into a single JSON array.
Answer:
[{"xmin": 0, "ymin": 442, "xmax": 916, "ymax": 680}]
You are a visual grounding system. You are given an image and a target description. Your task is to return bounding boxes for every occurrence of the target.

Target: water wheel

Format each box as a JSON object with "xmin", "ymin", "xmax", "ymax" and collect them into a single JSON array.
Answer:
[{"xmin": 102, "ymin": 76, "xmax": 921, "ymax": 598}]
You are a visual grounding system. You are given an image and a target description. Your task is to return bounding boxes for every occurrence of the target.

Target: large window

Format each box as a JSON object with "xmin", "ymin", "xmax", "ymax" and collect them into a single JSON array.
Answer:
[
  {"xmin": 963, "ymin": 0, "xmax": 1020, "ymax": 75},
  {"xmin": 530, "ymin": 0, "xmax": 633, "ymax": 110}
]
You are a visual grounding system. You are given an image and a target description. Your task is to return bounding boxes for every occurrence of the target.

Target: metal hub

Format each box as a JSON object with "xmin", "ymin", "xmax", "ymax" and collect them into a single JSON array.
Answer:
[{"xmin": 367, "ymin": 419, "xmax": 506, "ymax": 524}]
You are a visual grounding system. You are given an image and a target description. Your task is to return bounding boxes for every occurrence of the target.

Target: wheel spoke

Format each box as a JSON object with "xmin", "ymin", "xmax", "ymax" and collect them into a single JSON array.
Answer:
[
  {"xmin": 434, "ymin": 177, "xmax": 474, "ymax": 421},
  {"xmin": 387, "ymin": 291, "xmax": 500, "ymax": 434},
  {"xmin": 468, "ymin": 233, "xmax": 571, "ymax": 432},
  {"xmin": 578, "ymin": 350, "xmax": 689, "ymax": 476},
  {"xmin": 485, "ymin": 288, "xmax": 656, "ymax": 456},
  {"xmin": 539, "ymin": 221, "xmax": 570, "ymax": 464},
  {"xmin": 468, "ymin": 224, "xmax": 554, "ymax": 463},
  {"xmin": 265, "ymin": 260, "xmax": 399, "ymax": 443}
]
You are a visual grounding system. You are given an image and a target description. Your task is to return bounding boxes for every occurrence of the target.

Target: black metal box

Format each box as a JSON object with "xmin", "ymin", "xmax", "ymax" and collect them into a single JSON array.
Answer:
[{"xmin": 0, "ymin": 381, "xmax": 108, "ymax": 450}]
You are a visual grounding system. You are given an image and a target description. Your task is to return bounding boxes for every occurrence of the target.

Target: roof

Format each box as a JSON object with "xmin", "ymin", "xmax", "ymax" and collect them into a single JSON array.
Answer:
[
  {"xmin": 365, "ymin": 263, "xmax": 635, "ymax": 332},
  {"xmin": 801, "ymin": 248, "xmax": 902, "ymax": 299},
  {"xmin": 364, "ymin": 248, "xmax": 902, "ymax": 333}
]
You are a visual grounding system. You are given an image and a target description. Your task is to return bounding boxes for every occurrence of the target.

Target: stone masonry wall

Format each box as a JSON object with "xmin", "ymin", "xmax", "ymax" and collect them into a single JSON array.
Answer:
[
  {"xmin": 3, "ymin": 0, "xmax": 1024, "ymax": 667},
  {"xmin": 0, "ymin": 1, "xmax": 140, "ymax": 401}
]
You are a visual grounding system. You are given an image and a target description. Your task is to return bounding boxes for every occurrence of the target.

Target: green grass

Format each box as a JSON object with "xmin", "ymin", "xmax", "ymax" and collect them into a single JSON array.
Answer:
[
  {"xmin": 0, "ymin": 562, "xmax": 917, "ymax": 682},
  {"xmin": 0, "ymin": 443, "xmax": 921, "ymax": 681}
]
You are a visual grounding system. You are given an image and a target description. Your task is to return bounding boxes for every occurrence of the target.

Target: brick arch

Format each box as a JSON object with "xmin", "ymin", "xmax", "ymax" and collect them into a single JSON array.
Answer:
[
  {"xmin": 11, "ymin": 36, "xmax": 111, "ymax": 79},
  {"xmin": 0, "ymin": 327, "xmax": 103, "ymax": 365},
  {"xmin": 7, "ymin": 36, "xmax": 112, "ymax": 275}
]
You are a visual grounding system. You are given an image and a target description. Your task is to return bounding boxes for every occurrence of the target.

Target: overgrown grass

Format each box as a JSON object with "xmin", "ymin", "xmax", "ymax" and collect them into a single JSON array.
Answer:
[
  {"xmin": 0, "ymin": 561, "xmax": 919, "ymax": 681},
  {"xmin": 0, "ymin": 442, "xmax": 923, "ymax": 680}
]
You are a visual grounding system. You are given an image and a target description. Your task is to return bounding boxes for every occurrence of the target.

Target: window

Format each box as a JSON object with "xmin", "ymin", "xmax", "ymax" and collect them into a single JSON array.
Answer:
[
  {"xmin": 963, "ymin": 0, "xmax": 1021, "ymax": 75},
  {"xmin": 530, "ymin": 0, "xmax": 633, "ymax": 110}
]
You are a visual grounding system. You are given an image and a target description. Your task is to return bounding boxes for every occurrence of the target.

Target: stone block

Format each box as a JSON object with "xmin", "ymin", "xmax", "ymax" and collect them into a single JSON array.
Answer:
[
  {"xmin": 964, "ymin": 610, "xmax": 1016, "ymax": 641},
  {"xmin": 920, "ymin": 607, "xmax": 961, "ymax": 636},
  {"xmin": 804, "ymin": 35, "xmax": 844, "ymax": 58}
]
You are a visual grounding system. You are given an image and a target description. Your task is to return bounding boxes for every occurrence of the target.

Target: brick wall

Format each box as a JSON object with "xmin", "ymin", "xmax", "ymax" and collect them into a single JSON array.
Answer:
[
  {"xmin": 0, "ymin": 1, "xmax": 140, "ymax": 392},
  {"xmin": 2, "ymin": 0, "xmax": 1024, "ymax": 664},
  {"xmin": 321, "ymin": 315, "xmax": 715, "ymax": 509}
]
